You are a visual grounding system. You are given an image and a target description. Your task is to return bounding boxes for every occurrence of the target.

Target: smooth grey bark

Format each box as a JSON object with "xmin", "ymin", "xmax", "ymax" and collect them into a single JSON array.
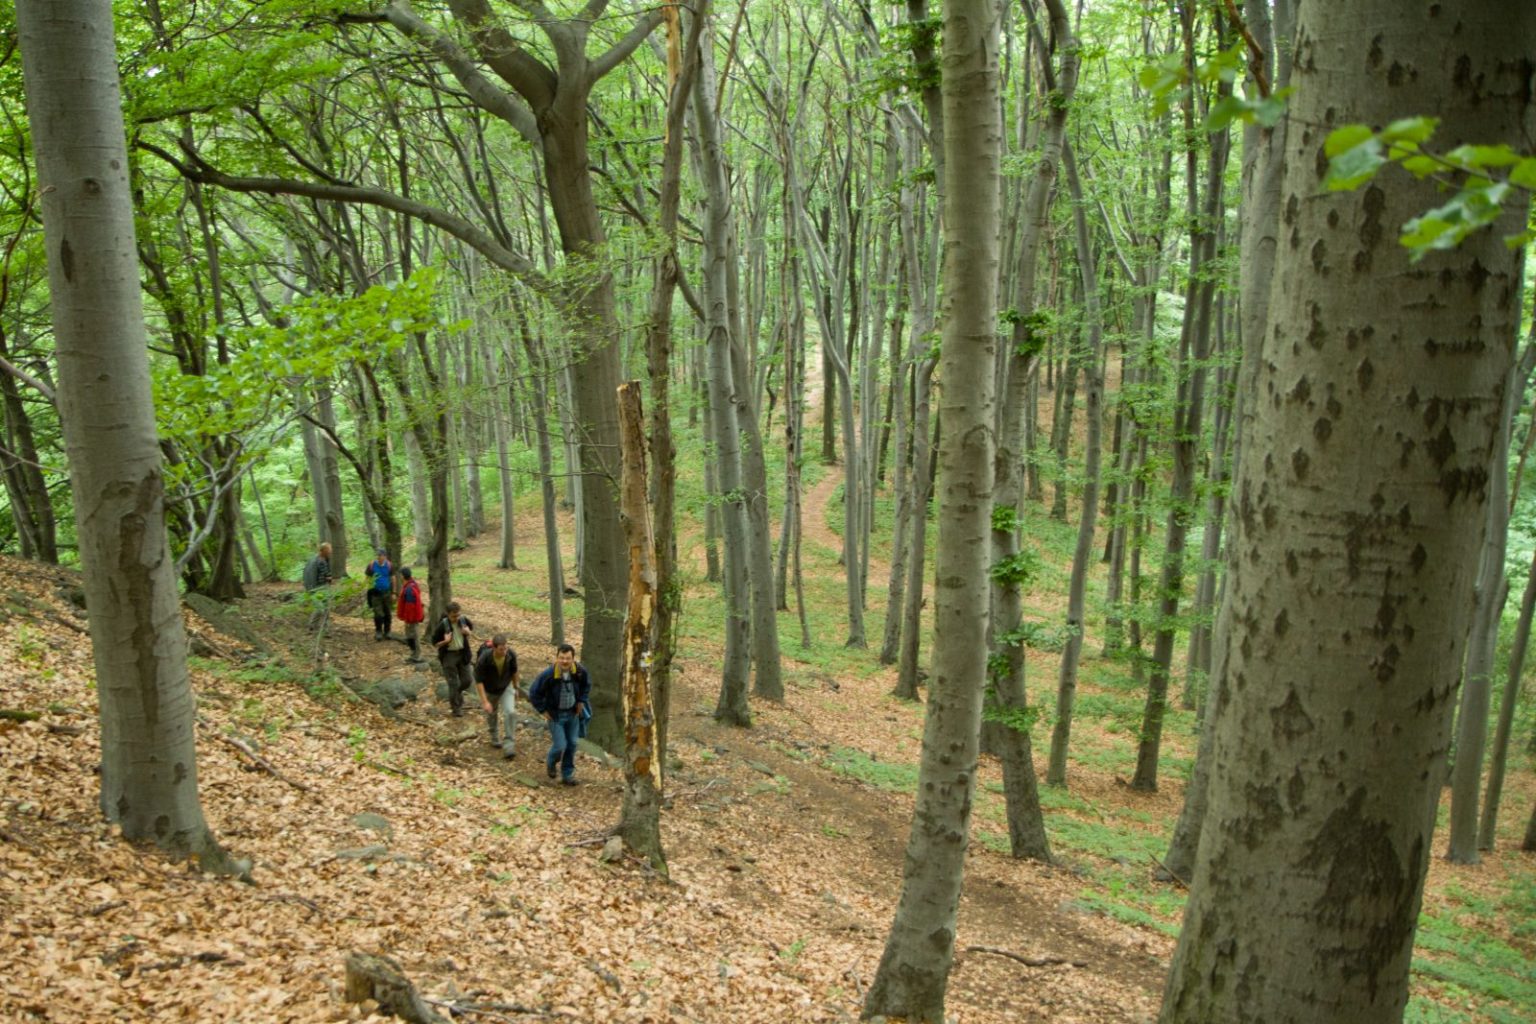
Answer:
[
  {"xmin": 1131, "ymin": 44, "xmax": 1232, "ymax": 791},
  {"xmin": 1162, "ymin": 0, "xmax": 1290, "ymax": 879},
  {"xmin": 403, "ymin": 424, "xmax": 432, "ymax": 564},
  {"xmin": 483, "ymin": 331, "xmax": 517, "ymax": 569},
  {"xmin": 1044, "ymin": 139, "xmax": 1106, "ymax": 788},
  {"xmin": 316, "ymin": 384, "xmax": 348, "ymax": 575},
  {"xmin": 690, "ymin": 20, "xmax": 752, "ymax": 727},
  {"xmin": 982, "ymin": 0, "xmax": 1075, "ymax": 863},
  {"xmin": 17, "ymin": 0, "xmax": 238, "ymax": 871},
  {"xmin": 1447, "ymin": 341, "xmax": 1535, "ymax": 861},
  {"xmin": 1160, "ymin": 3, "xmax": 1532, "ymax": 1018},
  {"xmin": 863, "ymin": 0, "xmax": 1000, "ymax": 1017},
  {"xmin": 1480, "ymin": 541, "xmax": 1536, "ymax": 850},
  {"xmin": 513, "ymin": 294, "xmax": 564, "ymax": 644}
]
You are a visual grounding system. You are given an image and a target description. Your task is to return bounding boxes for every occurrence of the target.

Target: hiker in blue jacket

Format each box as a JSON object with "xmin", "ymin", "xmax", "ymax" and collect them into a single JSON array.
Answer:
[{"xmin": 528, "ymin": 643, "xmax": 589, "ymax": 786}]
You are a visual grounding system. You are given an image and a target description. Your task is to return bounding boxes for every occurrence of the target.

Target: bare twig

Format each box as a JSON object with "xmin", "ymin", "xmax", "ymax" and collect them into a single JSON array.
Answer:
[
  {"xmin": 1150, "ymin": 854, "xmax": 1190, "ymax": 890},
  {"xmin": 215, "ymin": 733, "xmax": 313, "ymax": 792},
  {"xmin": 961, "ymin": 945, "xmax": 1087, "ymax": 969}
]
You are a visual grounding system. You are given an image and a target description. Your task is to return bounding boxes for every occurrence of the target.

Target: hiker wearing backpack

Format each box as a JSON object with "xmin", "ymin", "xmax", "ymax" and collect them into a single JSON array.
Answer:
[
  {"xmin": 301, "ymin": 542, "xmax": 332, "ymax": 633},
  {"xmin": 395, "ymin": 567, "xmax": 425, "ymax": 663},
  {"xmin": 527, "ymin": 643, "xmax": 590, "ymax": 786},
  {"xmin": 363, "ymin": 548, "xmax": 396, "ymax": 641},
  {"xmin": 430, "ymin": 602, "xmax": 476, "ymax": 717},
  {"xmin": 474, "ymin": 634, "xmax": 520, "ymax": 759}
]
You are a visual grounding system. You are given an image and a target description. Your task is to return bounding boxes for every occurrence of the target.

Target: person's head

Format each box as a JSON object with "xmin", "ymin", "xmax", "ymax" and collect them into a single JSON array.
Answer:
[
  {"xmin": 375, "ymin": 547, "xmax": 388, "ymax": 560},
  {"xmin": 400, "ymin": 566, "xmax": 412, "ymax": 580},
  {"xmin": 319, "ymin": 542, "xmax": 332, "ymax": 558},
  {"xmin": 491, "ymin": 633, "xmax": 508, "ymax": 652},
  {"xmin": 555, "ymin": 642, "xmax": 576, "ymax": 671},
  {"xmin": 446, "ymin": 601, "xmax": 462, "ymax": 620}
]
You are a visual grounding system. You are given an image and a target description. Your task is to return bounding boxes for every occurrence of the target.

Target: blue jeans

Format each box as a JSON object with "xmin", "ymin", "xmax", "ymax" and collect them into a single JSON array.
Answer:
[{"xmin": 546, "ymin": 711, "xmax": 579, "ymax": 780}]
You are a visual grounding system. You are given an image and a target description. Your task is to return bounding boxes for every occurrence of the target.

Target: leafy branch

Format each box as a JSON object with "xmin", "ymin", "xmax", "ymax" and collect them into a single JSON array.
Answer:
[{"xmin": 1323, "ymin": 118, "xmax": 1536, "ymax": 259}]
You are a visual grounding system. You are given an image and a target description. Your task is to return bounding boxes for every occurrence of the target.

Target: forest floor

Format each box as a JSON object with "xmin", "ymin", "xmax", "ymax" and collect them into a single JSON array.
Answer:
[{"xmin": 3, "ymin": 469, "xmax": 1536, "ymax": 1022}]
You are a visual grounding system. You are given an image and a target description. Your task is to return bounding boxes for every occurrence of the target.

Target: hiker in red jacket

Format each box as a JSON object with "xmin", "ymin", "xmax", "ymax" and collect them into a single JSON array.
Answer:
[{"xmin": 396, "ymin": 567, "xmax": 425, "ymax": 663}]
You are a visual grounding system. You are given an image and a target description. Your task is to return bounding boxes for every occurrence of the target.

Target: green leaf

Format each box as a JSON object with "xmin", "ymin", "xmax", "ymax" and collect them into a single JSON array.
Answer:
[
  {"xmin": 1204, "ymin": 95, "xmax": 1250, "ymax": 132},
  {"xmin": 1401, "ymin": 154, "xmax": 1442, "ymax": 178},
  {"xmin": 1444, "ymin": 143, "xmax": 1521, "ymax": 170},
  {"xmin": 1510, "ymin": 158, "xmax": 1536, "ymax": 190},
  {"xmin": 1379, "ymin": 116, "xmax": 1439, "ymax": 146},
  {"xmin": 1251, "ymin": 88, "xmax": 1293, "ymax": 128},
  {"xmin": 1324, "ymin": 124, "xmax": 1376, "ymax": 158},
  {"xmin": 1325, "ymin": 136, "xmax": 1386, "ymax": 191}
]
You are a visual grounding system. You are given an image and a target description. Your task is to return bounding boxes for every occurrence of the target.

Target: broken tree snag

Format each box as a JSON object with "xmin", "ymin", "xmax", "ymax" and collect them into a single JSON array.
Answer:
[
  {"xmin": 343, "ymin": 952, "xmax": 449, "ymax": 1024},
  {"xmin": 614, "ymin": 381, "xmax": 666, "ymax": 873}
]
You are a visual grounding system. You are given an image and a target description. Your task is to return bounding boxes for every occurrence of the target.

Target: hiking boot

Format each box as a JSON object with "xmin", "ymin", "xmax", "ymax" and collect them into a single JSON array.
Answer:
[
  {"xmin": 451, "ymin": 708, "xmax": 464, "ymax": 718},
  {"xmin": 374, "ymin": 629, "xmax": 383, "ymax": 641},
  {"xmin": 486, "ymin": 736, "xmax": 500, "ymax": 747},
  {"xmin": 503, "ymin": 750, "xmax": 516, "ymax": 761},
  {"xmin": 546, "ymin": 764, "xmax": 557, "ymax": 780},
  {"xmin": 561, "ymin": 777, "xmax": 578, "ymax": 787}
]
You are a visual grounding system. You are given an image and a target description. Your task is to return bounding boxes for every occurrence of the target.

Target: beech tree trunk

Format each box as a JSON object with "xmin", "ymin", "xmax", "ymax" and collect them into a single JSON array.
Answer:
[
  {"xmin": 17, "ymin": 0, "xmax": 235, "ymax": 870},
  {"xmin": 1160, "ymin": 3, "xmax": 1532, "ymax": 1018},
  {"xmin": 864, "ymin": 0, "xmax": 999, "ymax": 1016},
  {"xmin": 1044, "ymin": 140, "xmax": 1106, "ymax": 789}
]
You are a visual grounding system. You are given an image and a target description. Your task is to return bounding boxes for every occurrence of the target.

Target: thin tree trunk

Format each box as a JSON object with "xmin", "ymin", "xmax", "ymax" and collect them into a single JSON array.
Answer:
[
  {"xmin": 1044, "ymin": 140, "xmax": 1106, "ymax": 789},
  {"xmin": 1480, "ymin": 541, "xmax": 1536, "ymax": 850},
  {"xmin": 865, "ymin": 1, "xmax": 1000, "ymax": 1015}
]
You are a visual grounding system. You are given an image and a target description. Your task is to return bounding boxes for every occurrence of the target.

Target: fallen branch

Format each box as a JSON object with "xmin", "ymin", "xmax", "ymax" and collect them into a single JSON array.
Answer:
[
  {"xmin": 0, "ymin": 709, "xmax": 41, "ymax": 723},
  {"xmin": 363, "ymin": 758, "xmax": 418, "ymax": 781},
  {"xmin": 47, "ymin": 722, "xmax": 85, "ymax": 737},
  {"xmin": 216, "ymin": 734, "xmax": 312, "ymax": 792},
  {"xmin": 344, "ymin": 952, "xmax": 449, "ymax": 1024},
  {"xmin": 962, "ymin": 945, "xmax": 1087, "ymax": 969},
  {"xmin": 423, "ymin": 997, "xmax": 576, "ymax": 1020},
  {"xmin": 261, "ymin": 893, "xmax": 323, "ymax": 918},
  {"xmin": 1150, "ymin": 854, "xmax": 1190, "ymax": 890},
  {"xmin": 86, "ymin": 900, "xmax": 128, "ymax": 918}
]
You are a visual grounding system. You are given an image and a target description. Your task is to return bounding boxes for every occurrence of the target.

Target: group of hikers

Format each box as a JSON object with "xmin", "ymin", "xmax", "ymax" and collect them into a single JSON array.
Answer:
[{"xmin": 302, "ymin": 541, "xmax": 592, "ymax": 786}]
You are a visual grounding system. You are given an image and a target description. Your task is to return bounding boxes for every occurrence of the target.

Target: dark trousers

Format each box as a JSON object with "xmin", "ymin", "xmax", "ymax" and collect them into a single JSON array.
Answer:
[
  {"xmin": 367, "ymin": 589, "xmax": 392, "ymax": 634},
  {"xmin": 440, "ymin": 649, "xmax": 473, "ymax": 712}
]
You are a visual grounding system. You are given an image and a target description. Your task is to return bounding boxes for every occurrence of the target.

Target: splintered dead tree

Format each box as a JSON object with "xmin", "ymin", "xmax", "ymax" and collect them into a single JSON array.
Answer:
[
  {"xmin": 15, "ymin": 0, "xmax": 241, "ymax": 873},
  {"xmin": 615, "ymin": 381, "xmax": 665, "ymax": 872}
]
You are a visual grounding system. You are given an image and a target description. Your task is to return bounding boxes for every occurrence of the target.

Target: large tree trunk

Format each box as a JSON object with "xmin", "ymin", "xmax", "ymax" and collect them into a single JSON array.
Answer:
[
  {"xmin": 863, "ymin": 0, "xmax": 999, "ymax": 1016},
  {"xmin": 1160, "ymin": 3, "xmax": 1532, "ymax": 1018},
  {"xmin": 17, "ymin": 0, "xmax": 236, "ymax": 871}
]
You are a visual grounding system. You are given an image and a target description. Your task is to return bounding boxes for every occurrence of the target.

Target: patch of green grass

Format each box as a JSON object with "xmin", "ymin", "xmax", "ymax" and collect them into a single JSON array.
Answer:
[
  {"xmin": 1067, "ymin": 890, "xmax": 1181, "ymax": 937},
  {"xmin": 1403, "ymin": 997, "xmax": 1477, "ymax": 1024},
  {"xmin": 1073, "ymin": 692, "xmax": 1145, "ymax": 734},
  {"xmin": 1047, "ymin": 813, "xmax": 1165, "ymax": 865},
  {"xmin": 1412, "ymin": 915, "xmax": 1536, "ymax": 1010},
  {"xmin": 826, "ymin": 747, "xmax": 918, "ymax": 793},
  {"xmin": 432, "ymin": 786, "xmax": 464, "ymax": 808}
]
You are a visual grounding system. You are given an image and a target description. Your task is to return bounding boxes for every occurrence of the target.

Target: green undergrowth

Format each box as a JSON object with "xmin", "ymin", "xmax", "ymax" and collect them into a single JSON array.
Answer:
[{"xmin": 1408, "ymin": 878, "xmax": 1536, "ymax": 1022}]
